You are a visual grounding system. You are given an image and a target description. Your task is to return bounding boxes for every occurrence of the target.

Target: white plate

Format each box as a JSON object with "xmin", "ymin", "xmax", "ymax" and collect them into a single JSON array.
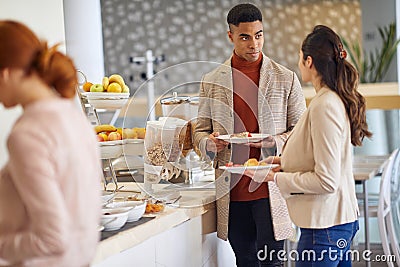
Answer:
[
  {"xmin": 81, "ymin": 92, "xmax": 130, "ymax": 99},
  {"xmin": 217, "ymin": 133, "xmax": 271, "ymax": 144},
  {"xmin": 219, "ymin": 164, "xmax": 279, "ymax": 174}
]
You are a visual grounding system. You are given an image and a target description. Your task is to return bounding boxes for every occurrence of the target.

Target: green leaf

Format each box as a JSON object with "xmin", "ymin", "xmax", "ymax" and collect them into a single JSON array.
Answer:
[{"xmin": 341, "ymin": 22, "xmax": 400, "ymax": 83}]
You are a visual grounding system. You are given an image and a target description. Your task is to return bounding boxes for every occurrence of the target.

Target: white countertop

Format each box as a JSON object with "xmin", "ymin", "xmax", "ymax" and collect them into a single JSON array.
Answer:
[{"xmin": 92, "ymin": 182, "xmax": 216, "ymax": 264}]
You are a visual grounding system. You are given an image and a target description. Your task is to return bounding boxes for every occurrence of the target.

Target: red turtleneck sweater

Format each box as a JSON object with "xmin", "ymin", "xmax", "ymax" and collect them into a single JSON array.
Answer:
[{"xmin": 230, "ymin": 52, "xmax": 269, "ymax": 201}]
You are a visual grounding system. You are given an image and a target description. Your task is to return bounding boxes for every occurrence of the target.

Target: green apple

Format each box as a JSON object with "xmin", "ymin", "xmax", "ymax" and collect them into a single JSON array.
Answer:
[{"xmin": 90, "ymin": 83, "xmax": 104, "ymax": 92}]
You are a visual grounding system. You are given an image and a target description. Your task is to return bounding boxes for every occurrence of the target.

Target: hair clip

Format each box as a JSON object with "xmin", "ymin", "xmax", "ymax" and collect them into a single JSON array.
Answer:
[{"xmin": 339, "ymin": 50, "xmax": 347, "ymax": 59}]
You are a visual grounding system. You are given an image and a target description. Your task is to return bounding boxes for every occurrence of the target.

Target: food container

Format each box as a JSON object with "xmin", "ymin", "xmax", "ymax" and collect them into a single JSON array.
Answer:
[
  {"xmin": 144, "ymin": 120, "xmax": 183, "ymax": 166},
  {"xmin": 161, "ymin": 94, "xmax": 199, "ymax": 156},
  {"xmin": 160, "ymin": 92, "xmax": 191, "ymax": 120}
]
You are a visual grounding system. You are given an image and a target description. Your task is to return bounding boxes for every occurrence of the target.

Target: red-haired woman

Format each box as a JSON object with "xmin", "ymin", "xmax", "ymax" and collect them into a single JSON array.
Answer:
[{"xmin": 0, "ymin": 20, "xmax": 101, "ymax": 267}]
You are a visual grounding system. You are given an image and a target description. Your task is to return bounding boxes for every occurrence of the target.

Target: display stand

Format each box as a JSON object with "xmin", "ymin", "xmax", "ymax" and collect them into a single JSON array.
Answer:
[{"xmin": 76, "ymin": 70, "xmax": 123, "ymax": 191}]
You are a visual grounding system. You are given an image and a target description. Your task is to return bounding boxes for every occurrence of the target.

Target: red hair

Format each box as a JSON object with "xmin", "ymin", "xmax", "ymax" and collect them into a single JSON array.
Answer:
[{"xmin": 0, "ymin": 20, "xmax": 77, "ymax": 98}]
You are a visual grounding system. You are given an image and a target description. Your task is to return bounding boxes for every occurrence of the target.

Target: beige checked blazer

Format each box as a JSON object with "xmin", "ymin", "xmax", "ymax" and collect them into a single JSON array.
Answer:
[{"xmin": 193, "ymin": 53, "xmax": 306, "ymax": 240}]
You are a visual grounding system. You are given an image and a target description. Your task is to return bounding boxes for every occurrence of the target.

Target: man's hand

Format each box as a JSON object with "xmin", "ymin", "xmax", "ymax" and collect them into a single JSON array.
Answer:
[
  {"xmin": 206, "ymin": 132, "xmax": 229, "ymax": 153},
  {"xmin": 247, "ymin": 135, "xmax": 276, "ymax": 148}
]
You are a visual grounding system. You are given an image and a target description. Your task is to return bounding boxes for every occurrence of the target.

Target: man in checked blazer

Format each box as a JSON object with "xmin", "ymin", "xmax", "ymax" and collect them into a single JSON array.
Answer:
[{"xmin": 193, "ymin": 3, "xmax": 306, "ymax": 266}]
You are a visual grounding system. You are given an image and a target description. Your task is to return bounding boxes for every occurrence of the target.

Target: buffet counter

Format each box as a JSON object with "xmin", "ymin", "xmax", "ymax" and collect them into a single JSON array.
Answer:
[{"xmin": 92, "ymin": 181, "xmax": 236, "ymax": 267}]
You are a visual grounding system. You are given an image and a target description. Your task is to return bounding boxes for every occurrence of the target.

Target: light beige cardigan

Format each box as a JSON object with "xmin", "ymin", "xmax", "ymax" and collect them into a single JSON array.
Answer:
[{"xmin": 277, "ymin": 87, "xmax": 359, "ymax": 228}]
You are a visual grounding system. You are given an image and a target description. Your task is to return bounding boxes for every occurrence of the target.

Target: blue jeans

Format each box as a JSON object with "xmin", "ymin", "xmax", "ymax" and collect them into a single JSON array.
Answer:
[{"xmin": 296, "ymin": 220, "xmax": 359, "ymax": 267}]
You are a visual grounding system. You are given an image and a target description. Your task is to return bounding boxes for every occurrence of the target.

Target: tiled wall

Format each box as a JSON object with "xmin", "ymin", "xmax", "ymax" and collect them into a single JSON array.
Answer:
[{"xmin": 101, "ymin": 0, "xmax": 361, "ymax": 96}]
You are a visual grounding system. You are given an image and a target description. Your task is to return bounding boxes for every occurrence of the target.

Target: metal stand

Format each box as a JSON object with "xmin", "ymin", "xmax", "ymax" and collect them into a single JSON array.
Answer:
[
  {"xmin": 102, "ymin": 158, "xmax": 119, "ymax": 191},
  {"xmin": 130, "ymin": 50, "xmax": 165, "ymax": 121}
]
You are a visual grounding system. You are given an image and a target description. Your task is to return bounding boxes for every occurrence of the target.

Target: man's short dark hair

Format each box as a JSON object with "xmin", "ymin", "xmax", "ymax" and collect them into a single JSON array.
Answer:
[{"xmin": 227, "ymin": 3, "xmax": 262, "ymax": 27}]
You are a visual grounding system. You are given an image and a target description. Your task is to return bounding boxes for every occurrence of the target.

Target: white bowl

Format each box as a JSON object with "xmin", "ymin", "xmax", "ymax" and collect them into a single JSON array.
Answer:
[
  {"xmin": 87, "ymin": 98, "xmax": 129, "ymax": 110},
  {"xmin": 99, "ymin": 141, "xmax": 124, "ymax": 159},
  {"xmin": 106, "ymin": 201, "xmax": 147, "ymax": 222},
  {"xmin": 101, "ymin": 191, "xmax": 115, "ymax": 205},
  {"xmin": 100, "ymin": 207, "xmax": 131, "ymax": 231},
  {"xmin": 82, "ymin": 92, "xmax": 130, "ymax": 99}
]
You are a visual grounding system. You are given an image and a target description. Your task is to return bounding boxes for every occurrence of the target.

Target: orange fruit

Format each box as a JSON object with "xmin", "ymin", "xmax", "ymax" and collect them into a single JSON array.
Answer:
[{"xmin": 83, "ymin": 82, "xmax": 93, "ymax": 92}]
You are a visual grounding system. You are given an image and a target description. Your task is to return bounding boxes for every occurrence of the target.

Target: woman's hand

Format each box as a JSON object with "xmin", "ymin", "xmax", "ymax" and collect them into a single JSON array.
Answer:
[{"xmin": 244, "ymin": 156, "xmax": 281, "ymax": 183}]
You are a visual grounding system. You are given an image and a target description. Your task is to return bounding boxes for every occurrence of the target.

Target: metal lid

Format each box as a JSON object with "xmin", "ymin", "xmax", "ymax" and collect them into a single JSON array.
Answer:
[
  {"xmin": 189, "ymin": 96, "xmax": 199, "ymax": 105},
  {"xmin": 160, "ymin": 92, "xmax": 190, "ymax": 105}
]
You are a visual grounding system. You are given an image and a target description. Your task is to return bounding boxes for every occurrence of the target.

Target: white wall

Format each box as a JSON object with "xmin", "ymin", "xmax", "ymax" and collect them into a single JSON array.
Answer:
[
  {"xmin": 360, "ymin": 0, "xmax": 397, "ymax": 82},
  {"xmin": 63, "ymin": 0, "xmax": 105, "ymax": 83},
  {"xmin": 0, "ymin": 0, "xmax": 66, "ymax": 167}
]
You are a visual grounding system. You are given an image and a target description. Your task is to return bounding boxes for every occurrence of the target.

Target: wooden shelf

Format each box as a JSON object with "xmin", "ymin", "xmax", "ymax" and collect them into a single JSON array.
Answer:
[
  {"xmin": 303, "ymin": 82, "xmax": 400, "ymax": 110},
  {"xmin": 122, "ymin": 83, "xmax": 400, "ymax": 119}
]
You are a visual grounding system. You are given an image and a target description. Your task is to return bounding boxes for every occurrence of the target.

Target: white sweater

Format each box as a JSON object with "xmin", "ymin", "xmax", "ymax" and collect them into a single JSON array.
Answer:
[{"xmin": 0, "ymin": 98, "xmax": 102, "ymax": 267}]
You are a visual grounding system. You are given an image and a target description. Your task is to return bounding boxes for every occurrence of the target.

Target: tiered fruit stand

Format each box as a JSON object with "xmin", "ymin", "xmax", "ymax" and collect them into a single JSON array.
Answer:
[{"xmin": 76, "ymin": 70, "xmax": 143, "ymax": 191}]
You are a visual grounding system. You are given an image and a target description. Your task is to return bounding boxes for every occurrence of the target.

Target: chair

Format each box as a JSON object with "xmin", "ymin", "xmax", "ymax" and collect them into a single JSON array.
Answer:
[
  {"xmin": 353, "ymin": 154, "xmax": 388, "ymax": 259},
  {"xmin": 377, "ymin": 148, "xmax": 400, "ymax": 267},
  {"xmin": 386, "ymin": 149, "xmax": 400, "ymax": 266}
]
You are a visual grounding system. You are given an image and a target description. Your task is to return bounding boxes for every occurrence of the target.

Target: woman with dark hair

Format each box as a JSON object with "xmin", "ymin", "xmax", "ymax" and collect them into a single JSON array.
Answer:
[
  {"xmin": 0, "ymin": 20, "xmax": 101, "ymax": 267},
  {"xmin": 246, "ymin": 25, "xmax": 372, "ymax": 266}
]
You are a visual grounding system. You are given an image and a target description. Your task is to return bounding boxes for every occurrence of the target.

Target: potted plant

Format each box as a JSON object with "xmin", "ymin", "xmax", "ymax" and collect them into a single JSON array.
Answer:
[
  {"xmin": 342, "ymin": 22, "xmax": 400, "ymax": 83},
  {"xmin": 343, "ymin": 23, "xmax": 400, "ymax": 156}
]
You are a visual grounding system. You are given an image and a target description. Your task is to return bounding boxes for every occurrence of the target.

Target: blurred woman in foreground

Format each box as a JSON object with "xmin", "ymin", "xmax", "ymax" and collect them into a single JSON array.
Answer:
[{"xmin": 0, "ymin": 20, "xmax": 102, "ymax": 267}]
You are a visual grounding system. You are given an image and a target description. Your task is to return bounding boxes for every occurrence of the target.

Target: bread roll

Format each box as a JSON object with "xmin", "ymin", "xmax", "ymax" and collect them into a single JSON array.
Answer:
[{"xmin": 244, "ymin": 158, "xmax": 259, "ymax": 166}]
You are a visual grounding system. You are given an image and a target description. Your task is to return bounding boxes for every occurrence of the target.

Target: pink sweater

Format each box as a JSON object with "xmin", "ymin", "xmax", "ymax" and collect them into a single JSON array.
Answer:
[{"xmin": 0, "ymin": 99, "xmax": 102, "ymax": 267}]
